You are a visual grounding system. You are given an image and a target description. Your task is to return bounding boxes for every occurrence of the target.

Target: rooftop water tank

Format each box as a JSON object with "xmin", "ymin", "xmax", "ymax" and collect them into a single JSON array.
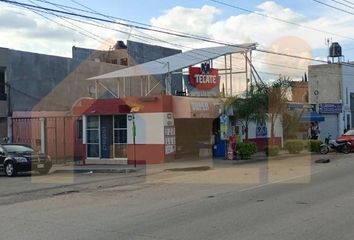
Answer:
[{"xmin": 329, "ymin": 42, "xmax": 342, "ymax": 58}]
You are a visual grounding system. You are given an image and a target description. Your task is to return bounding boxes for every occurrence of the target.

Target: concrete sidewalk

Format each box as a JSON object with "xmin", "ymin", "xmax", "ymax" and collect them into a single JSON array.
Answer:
[
  {"xmin": 51, "ymin": 151, "xmax": 325, "ymax": 176},
  {"xmin": 50, "ymin": 164, "xmax": 140, "ymax": 174}
]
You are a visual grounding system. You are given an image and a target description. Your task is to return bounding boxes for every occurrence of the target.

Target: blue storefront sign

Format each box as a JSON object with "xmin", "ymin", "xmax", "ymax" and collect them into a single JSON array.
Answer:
[
  {"xmin": 319, "ymin": 103, "xmax": 342, "ymax": 114},
  {"xmin": 219, "ymin": 114, "xmax": 229, "ymax": 140}
]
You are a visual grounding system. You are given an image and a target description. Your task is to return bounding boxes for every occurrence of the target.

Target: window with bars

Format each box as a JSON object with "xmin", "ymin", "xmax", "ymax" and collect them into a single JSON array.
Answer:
[
  {"xmin": 87, "ymin": 116, "xmax": 99, "ymax": 158},
  {"xmin": 114, "ymin": 115, "xmax": 127, "ymax": 158}
]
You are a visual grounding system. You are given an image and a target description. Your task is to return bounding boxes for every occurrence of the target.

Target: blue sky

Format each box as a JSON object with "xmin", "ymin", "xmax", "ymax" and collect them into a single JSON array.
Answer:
[
  {"xmin": 65, "ymin": 0, "xmax": 324, "ymax": 22},
  {"xmin": 54, "ymin": 0, "xmax": 353, "ymax": 57}
]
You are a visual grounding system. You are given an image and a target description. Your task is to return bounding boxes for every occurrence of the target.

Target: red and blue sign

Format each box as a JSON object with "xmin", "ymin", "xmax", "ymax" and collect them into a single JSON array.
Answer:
[{"xmin": 189, "ymin": 66, "xmax": 220, "ymax": 91}]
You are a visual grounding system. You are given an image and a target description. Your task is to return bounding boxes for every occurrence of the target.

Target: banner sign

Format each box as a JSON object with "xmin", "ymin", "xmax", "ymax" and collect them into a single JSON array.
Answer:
[
  {"xmin": 189, "ymin": 66, "xmax": 220, "ymax": 91},
  {"xmin": 164, "ymin": 126, "xmax": 176, "ymax": 155},
  {"xmin": 220, "ymin": 114, "xmax": 229, "ymax": 140},
  {"xmin": 256, "ymin": 120, "xmax": 267, "ymax": 138},
  {"xmin": 319, "ymin": 103, "xmax": 342, "ymax": 114}
]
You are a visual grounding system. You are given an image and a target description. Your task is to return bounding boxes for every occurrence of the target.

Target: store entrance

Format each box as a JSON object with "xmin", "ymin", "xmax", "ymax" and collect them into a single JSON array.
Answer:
[
  {"xmin": 100, "ymin": 116, "xmax": 113, "ymax": 159},
  {"xmin": 86, "ymin": 115, "xmax": 128, "ymax": 160}
]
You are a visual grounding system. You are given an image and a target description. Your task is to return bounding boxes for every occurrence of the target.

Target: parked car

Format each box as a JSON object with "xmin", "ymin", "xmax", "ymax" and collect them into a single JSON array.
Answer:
[
  {"xmin": 336, "ymin": 129, "xmax": 354, "ymax": 149},
  {"xmin": 0, "ymin": 144, "xmax": 52, "ymax": 177}
]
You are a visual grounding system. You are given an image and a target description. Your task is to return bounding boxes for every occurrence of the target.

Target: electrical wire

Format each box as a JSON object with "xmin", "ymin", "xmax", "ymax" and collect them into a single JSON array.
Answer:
[
  {"xmin": 313, "ymin": 0, "xmax": 354, "ymax": 16},
  {"xmin": 2, "ymin": 0, "xmax": 354, "ymax": 67},
  {"xmin": 209, "ymin": 0, "xmax": 354, "ymax": 40},
  {"xmin": 328, "ymin": 0, "xmax": 354, "ymax": 9},
  {"xmin": 25, "ymin": 0, "xmax": 113, "ymax": 47},
  {"xmin": 3, "ymin": 0, "xmax": 354, "ymax": 79},
  {"xmin": 26, "ymin": 0, "xmax": 246, "ymax": 70}
]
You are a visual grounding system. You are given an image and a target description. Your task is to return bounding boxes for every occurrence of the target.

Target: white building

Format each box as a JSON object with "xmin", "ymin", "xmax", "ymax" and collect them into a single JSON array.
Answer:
[{"xmin": 308, "ymin": 63, "xmax": 354, "ymax": 140}]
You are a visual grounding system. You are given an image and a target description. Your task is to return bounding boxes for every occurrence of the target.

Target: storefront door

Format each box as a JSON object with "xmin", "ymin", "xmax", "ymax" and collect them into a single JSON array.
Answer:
[
  {"xmin": 86, "ymin": 115, "xmax": 127, "ymax": 160},
  {"xmin": 100, "ymin": 116, "xmax": 113, "ymax": 159}
]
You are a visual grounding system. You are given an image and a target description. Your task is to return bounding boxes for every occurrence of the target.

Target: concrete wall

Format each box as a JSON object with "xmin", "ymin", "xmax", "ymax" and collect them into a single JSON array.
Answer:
[
  {"xmin": 6, "ymin": 50, "xmax": 123, "ymax": 112},
  {"xmin": 308, "ymin": 64, "xmax": 342, "ymax": 104},
  {"xmin": 127, "ymin": 41, "xmax": 183, "ymax": 95},
  {"xmin": 2, "ymin": 41, "xmax": 181, "ymax": 113},
  {"xmin": 246, "ymin": 116, "xmax": 283, "ymax": 140},
  {"xmin": 0, "ymin": 48, "xmax": 10, "ymax": 118},
  {"xmin": 308, "ymin": 63, "xmax": 354, "ymax": 139},
  {"xmin": 8, "ymin": 50, "xmax": 79, "ymax": 111},
  {"xmin": 291, "ymin": 82, "xmax": 308, "ymax": 103},
  {"xmin": 341, "ymin": 65, "xmax": 354, "ymax": 132},
  {"xmin": 72, "ymin": 46, "xmax": 128, "ymax": 65},
  {"xmin": 71, "ymin": 41, "xmax": 183, "ymax": 98},
  {"xmin": 32, "ymin": 61, "xmax": 123, "ymax": 111}
]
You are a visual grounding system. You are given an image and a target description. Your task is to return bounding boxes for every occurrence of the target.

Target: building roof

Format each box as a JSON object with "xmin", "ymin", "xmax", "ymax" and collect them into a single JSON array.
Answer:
[{"xmin": 87, "ymin": 43, "xmax": 256, "ymax": 80}]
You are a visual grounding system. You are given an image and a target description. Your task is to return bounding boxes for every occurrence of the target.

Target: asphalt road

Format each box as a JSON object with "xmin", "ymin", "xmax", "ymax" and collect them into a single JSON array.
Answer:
[
  {"xmin": 1, "ymin": 153, "xmax": 354, "ymax": 240},
  {"xmin": 0, "ymin": 169, "xmax": 145, "ymax": 205}
]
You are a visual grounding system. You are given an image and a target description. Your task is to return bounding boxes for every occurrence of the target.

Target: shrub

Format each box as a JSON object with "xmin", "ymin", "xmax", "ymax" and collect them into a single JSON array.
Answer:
[
  {"xmin": 285, "ymin": 139, "xmax": 304, "ymax": 154},
  {"xmin": 264, "ymin": 145, "xmax": 280, "ymax": 156},
  {"xmin": 307, "ymin": 140, "xmax": 322, "ymax": 152},
  {"xmin": 237, "ymin": 142, "xmax": 257, "ymax": 160}
]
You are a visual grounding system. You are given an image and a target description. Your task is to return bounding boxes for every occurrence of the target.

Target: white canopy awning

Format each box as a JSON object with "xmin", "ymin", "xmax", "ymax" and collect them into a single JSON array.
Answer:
[{"xmin": 87, "ymin": 43, "xmax": 256, "ymax": 80}]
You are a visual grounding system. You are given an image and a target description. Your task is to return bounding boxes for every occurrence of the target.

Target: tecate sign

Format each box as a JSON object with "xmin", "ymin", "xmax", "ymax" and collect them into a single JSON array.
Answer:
[{"xmin": 189, "ymin": 67, "xmax": 220, "ymax": 90}]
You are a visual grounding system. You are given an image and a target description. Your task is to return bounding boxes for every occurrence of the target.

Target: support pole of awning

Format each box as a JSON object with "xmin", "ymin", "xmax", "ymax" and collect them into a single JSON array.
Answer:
[
  {"xmin": 245, "ymin": 53, "xmax": 248, "ymax": 97},
  {"xmin": 95, "ymin": 80, "xmax": 98, "ymax": 99},
  {"xmin": 230, "ymin": 54, "xmax": 233, "ymax": 96},
  {"xmin": 224, "ymin": 55, "xmax": 228, "ymax": 97},
  {"xmin": 123, "ymin": 77, "xmax": 126, "ymax": 97},
  {"xmin": 164, "ymin": 61, "xmax": 172, "ymax": 95}
]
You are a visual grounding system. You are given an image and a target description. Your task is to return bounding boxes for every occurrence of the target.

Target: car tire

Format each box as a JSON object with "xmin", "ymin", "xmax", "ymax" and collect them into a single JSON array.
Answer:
[
  {"xmin": 320, "ymin": 145, "xmax": 329, "ymax": 154},
  {"xmin": 4, "ymin": 162, "xmax": 17, "ymax": 177},
  {"xmin": 38, "ymin": 168, "xmax": 50, "ymax": 175},
  {"xmin": 342, "ymin": 145, "xmax": 351, "ymax": 154}
]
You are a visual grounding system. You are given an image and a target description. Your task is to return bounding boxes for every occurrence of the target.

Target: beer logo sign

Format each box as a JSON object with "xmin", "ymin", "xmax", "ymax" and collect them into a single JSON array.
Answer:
[{"xmin": 189, "ymin": 65, "xmax": 220, "ymax": 91}]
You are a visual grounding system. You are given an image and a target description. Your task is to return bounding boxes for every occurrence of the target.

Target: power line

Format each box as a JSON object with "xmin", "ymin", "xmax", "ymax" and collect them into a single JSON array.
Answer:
[
  {"xmin": 341, "ymin": 0, "xmax": 354, "ymax": 6},
  {"xmin": 2, "ymin": 0, "xmax": 354, "ymax": 69},
  {"xmin": 328, "ymin": 0, "xmax": 354, "ymax": 9},
  {"xmin": 313, "ymin": 0, "xmax": 354, "ymax": 16},
  {"xmin": 21, "ymin": 0, "xmax": 248, "ymax": 69},
  {"xmin": 25, "ymin": 0, "xmax": 113, "ymax": 47},
  {"xmin": 209, "ymin": 0, "xmax": 354, "ymax": 41},
  {"xmin": 28, "ymin": 0, "xmax": 234, "ymax": 47}
]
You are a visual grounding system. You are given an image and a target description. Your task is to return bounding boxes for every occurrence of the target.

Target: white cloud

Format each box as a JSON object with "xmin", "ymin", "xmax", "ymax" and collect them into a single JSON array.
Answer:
[
  {"xmin": 1, "ymin": 0, "xmax": 354, "ymax": 81},
  {"xmin": 151, "ymin": 5, "xmax": 220, "ymax": 36},
  {"xmin": 0, "ymin": 5, "xmax": 128, "ymax": 56},
  {"xmin": 147, "ymin": 1, "xmax": 354, "ymax": 81}
]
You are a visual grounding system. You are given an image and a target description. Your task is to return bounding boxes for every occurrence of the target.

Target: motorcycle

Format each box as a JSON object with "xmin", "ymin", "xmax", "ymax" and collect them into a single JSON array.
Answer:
[{"xmin": 320, "ymin": 134, "xmax": 351, "ymax": 154}]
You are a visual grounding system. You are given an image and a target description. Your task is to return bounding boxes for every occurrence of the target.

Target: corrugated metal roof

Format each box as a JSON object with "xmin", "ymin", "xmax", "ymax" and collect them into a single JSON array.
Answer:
[{"xmin": 87, "ymin": 43, "xmax": 256, "ymax": 80}]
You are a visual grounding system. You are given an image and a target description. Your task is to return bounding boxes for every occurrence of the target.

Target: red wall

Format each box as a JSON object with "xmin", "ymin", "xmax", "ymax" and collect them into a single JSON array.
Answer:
[{"xmin": 127, "ymin": 144, "xmax": 174, "ymax": 164}]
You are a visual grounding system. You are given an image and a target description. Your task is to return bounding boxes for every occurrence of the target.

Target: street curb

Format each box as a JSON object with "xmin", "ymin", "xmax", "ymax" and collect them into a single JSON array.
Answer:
[
  {"xmin": 227, "ymin": 152, "xmax": 323, "ymax": 165},
  {"xmin": 51, "ymin": 168, "xmax": 140, "ymax": 174},
  {"xmin": 164, "ymin": 166, "xmax": 212, "ymax": 172}
]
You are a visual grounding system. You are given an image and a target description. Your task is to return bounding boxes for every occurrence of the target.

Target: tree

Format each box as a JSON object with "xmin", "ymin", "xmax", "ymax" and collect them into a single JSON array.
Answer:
[
  {"xmin": 226, "ymin": 91, "xmax": 267, "ymax": 140},
  {"xmin": 283, "ymin": 111, "xmax": 302, "ymax": 139},
  {"xmin": 226, "ymin": 77, "xmax": 291, "ymax": 144},
  {"xmin": 261, "ymin": 77, "xmax": 292, "ymax": 144}
]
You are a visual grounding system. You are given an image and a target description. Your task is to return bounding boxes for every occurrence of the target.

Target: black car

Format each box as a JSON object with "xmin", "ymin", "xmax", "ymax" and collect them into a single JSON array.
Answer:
[{"xmin": 0, "ymin": 144, "xmax": 52, "ymax": 177}]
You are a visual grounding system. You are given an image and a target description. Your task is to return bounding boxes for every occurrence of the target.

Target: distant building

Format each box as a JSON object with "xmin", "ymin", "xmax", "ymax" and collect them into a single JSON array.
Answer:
[
  {"xmin": 291, "ymin": 81, "xmax": 309, "ymax": 103},
  {"xmin": 308, "ymin": 63, "xmax": 354, "ymax": 139},
  {"xmin": 0, "ymin": 41, "xmax": 182, "ymax": 162},
  {"xmin": 0, "ymin": 40, "xmax": 255, "ymax": 164}
]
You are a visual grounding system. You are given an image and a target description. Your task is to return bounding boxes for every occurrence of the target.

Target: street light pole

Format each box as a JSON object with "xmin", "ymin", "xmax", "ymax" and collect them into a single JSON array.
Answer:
[{"xmin": 132, "ymin": 112, "xmax": 136, "ymax": 168}]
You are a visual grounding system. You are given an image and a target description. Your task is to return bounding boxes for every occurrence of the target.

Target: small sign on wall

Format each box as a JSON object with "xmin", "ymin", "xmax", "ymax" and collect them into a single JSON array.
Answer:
[
  {"xmin": 164, "ymin": 126, "xmax": 176, "ymax": 155},
  {"xmin": 319, "ymin": 103, "xmax": 342, "ymax": 114}
]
